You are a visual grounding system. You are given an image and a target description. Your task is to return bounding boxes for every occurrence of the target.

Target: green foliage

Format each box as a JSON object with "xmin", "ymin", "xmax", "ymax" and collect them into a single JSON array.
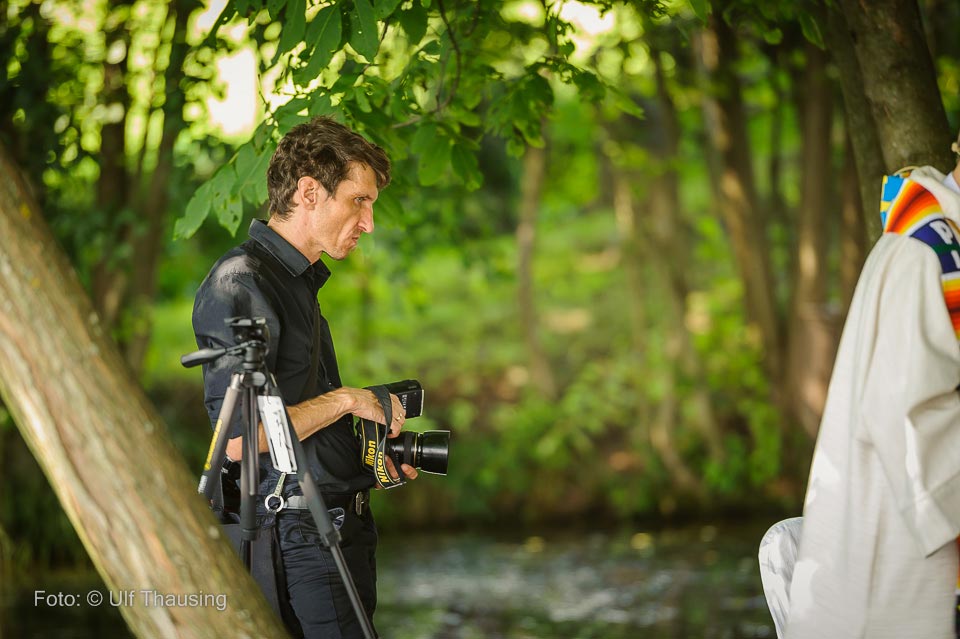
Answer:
[
  {"xmin": 176, "ymin": 0, "xmax": 632, "ymax": 238},
  {"xmin": 5, "ymin": 0, "xmax": 883, "ymax": 558}
]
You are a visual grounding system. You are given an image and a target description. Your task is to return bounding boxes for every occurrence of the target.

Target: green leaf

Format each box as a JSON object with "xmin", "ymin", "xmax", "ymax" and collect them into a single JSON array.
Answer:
[
  {"xmin": 174, "ymin": 180, "xmax": 215, "ymax": 239},
  {"xmin": 420, "ymin": 39, "xmax": 441, "ymax": 57},
  {"xmin": 273, "ymin": 0, "xmax": 306, "ymax": 63},
  {"xmin": 688, "ymin": 0, "xmax": 709, "ymax": 22},
  {"xmin": 331, "ymin": 61, "xmax": 362, "ymax": 93},
  {"xmin": 571, "ymin": 70, "xmax": 603, "ymax": 103},
  {"xmin": 452, "ymin": 107, "xmax": 481, "ymax": 127},
  {"xmin": 505, "ymin": 136, "xmax": 526, "ymax": 158},
  {"xmin": 606, "ymin": 85, "xmax": 643, "ymax": 119},
  {"xmin": 417, "ymin": 136, "xmax": 451, "ymax": 186},
  {"xmin": 799, "ymin": 12, "xmax": 825, "ymax": 49},
  {"xmin": 234, "ymin": 0, "xmax": 255, "ymax": 18},
  {"xmin": 200, "ymin": 163, "xmax": 244, "ymax": 235},
  {"xmin": 354, "ymin": 88, "xmax": 372, "ymax": 113},
  {"xmin": 275, "ymin": 97, "xmax": 310, "ymax": 133},
  {"xmin": 410, "ymin": 123, "xmax": 438, "ymax": 155},
  {"xmin": 253, "ymin": 167, "xmax": 270, "ymax": 205},
  {"xmin": 299, "ymin": 4, "xmax": 343, "ymax": 82},
  {"xmin": 350, "ymin": 0, "xmax": 379, "ymax": 61},
  {"xmin": 233, "ymin": 141, "xmax": 274, "ymax": 204},
  {"xmin": 528, "ymin": 74, "xmax": 554, "ymax": 107},
  {"xmin": 252, "ymin": 141, "xmax": 276, "ymax": 205},
  {"xmin": 398, "ymin": 2, "xmax": 427, "ymax": 45},
  {"xmin": 763, "ymin": 27, "xmax": 783, "ymax": 45},
  {"xmin": 266, "ymin": 0, "xmax": 285, "ymax": 21},
  {"xmin": 308, "ymin": 92, "xmax": 335, "ymax": 116},
  {"xmin": 215, "ymin": 192, "xmax": 244, "ymax": 236},
  {"xmin": 201, "ymin": 4, "xmax": 235, "ymax": 46},
  {"xmin": 372, "ymin": 0, "xmax": 402, "ymax": 21},
  {"xmin": 451, "ymin": 143, "xmax": 483, "ymax": 190},
  {"xmin": 375, "ymin": 188, "xmax": 403, "ymax": 221},
  {"xmin": 232, "ymin": 144, "xmax": 258, "ymax": 197}
]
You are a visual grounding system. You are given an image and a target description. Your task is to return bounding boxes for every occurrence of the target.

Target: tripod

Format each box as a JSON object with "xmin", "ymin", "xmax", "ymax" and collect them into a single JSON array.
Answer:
[{"xmin": 182, "ymin": 317, "xmax": 375, "ymax": 639}]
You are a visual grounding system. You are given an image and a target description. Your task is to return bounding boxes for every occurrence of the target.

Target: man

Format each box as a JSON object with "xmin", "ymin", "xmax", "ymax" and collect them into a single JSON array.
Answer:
[
  {"xmin": 784, "ymin": 158, "xmax": 960, "ymax": 638},
  {"xmin": 192, "ymin": 116, "xmax": 417, "ymax": 638}
]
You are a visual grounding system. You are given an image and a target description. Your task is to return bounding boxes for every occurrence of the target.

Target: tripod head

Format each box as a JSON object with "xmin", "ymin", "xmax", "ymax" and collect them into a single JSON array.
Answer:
[{"xmin": 181, "ymin": 317, "xmax": 269, "ymax": 371}]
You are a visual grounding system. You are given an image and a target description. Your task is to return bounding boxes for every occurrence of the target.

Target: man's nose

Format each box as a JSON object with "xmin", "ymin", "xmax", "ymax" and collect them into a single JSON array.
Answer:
[{"xmin": 359, "ymin": 207, "xmax": 374, "ymax": 233}]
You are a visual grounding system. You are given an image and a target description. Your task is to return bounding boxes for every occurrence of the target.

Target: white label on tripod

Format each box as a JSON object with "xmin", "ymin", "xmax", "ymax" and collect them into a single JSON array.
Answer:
[{"xmin": 258, "ymin": 396, "xmax": 297, "ymax": 473}]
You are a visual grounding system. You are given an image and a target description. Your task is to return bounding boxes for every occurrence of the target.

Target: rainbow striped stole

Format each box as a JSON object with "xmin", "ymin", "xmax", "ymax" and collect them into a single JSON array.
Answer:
[{"xmin": 880, "ymin": 174, "xmax": 960, "ymax": 340}]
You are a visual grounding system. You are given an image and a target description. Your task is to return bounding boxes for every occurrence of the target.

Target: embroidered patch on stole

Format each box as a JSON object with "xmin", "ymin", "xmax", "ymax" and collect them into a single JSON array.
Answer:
[{"xmin": 881, "ymin": 175, "xmax": 960, "ymax": 340}]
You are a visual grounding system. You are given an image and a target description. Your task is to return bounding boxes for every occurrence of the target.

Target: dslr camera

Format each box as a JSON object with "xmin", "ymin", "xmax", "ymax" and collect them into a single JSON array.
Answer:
[{"xmin": 381, "ymin": 380, "xmax": 450, "ymax": 476}]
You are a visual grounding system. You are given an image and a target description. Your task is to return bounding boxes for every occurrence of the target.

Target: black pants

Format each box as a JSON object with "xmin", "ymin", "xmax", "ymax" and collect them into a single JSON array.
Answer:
[{"xmin": 276, "ymin": 505, "xmax": 379, "ymax": 639}]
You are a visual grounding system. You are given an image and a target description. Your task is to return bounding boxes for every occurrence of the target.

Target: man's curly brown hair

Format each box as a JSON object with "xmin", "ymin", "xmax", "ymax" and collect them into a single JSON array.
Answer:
[{"xmin": 266, "ymin": 117, "xmax": 391, "ymax": 220}]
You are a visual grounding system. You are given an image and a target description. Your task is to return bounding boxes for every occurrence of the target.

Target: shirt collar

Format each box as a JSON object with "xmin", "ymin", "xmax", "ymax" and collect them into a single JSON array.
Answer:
[{"xmin": 248, "ymin": 219, "xmax": 332, "ymax": 288}]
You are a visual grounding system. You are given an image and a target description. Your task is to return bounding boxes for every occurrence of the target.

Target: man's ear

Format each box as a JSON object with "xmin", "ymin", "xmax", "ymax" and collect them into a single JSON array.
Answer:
[{"xmin": 295, "ymin": 176, "xmax": 326, "ymax": 210}]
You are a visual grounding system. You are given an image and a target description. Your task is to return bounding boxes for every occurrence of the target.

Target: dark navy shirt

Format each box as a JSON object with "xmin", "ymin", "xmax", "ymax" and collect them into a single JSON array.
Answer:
[{"xmin": 192, "ymin": 219, "xmax": 373, "ymax": 495}]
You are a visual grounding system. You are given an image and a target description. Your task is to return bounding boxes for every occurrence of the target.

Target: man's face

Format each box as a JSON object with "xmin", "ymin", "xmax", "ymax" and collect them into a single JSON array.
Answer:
[{"xmin": 315, "ymin": 162, "xmax": 379, "ymax": 260}]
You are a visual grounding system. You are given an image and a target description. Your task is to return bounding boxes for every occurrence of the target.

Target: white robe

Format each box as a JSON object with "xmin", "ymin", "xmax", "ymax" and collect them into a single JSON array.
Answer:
[{"xmin": 786, "ymin": 167, "xmax": 960, "ymax": 638}]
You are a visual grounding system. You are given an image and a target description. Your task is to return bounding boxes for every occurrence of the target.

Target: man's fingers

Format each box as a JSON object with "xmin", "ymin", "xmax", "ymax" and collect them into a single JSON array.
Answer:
[
  {"xmin": 383, "ymin": 457, "xmax": 418, "ymax": 481},
  {"xmin": 388, "ymin": 393, "xmax": 405, "ymax": 436},
  {"xmin": 384, "ymin": 456, "xmax": 399, "ymax": 479}
]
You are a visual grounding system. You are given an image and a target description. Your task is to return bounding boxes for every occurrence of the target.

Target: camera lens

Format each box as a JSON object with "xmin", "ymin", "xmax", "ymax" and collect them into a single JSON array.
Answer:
[
  {"xmin": 386, "ymin": 430, "xmax": 450, "ymax": 475},
  {"xmin": 417, "ymin": 431, "xmax": 450, "ymax": 475}
]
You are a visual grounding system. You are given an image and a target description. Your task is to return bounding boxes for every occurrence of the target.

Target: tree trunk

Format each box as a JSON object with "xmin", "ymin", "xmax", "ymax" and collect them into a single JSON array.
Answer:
[
  {"xmin": 610, "ymin": 162, "xmax": 647, "ymax": 357},
  {"xmin": 610, "ymin": 165, "xmax": 704, "ymax": 497},
  {"xmin": 764, "ymin": 45, "xmax": 788, "ymax": 225},
  {"xmin": 517, "ymin": 142, "xmax": 557, "ymax": 400},
  {"xmin": 785, "ymin": 41, "xmax": 839, "ymax": 438},
  {"xmin": 695, "ymin": 7, "xmax": 783, "ymax": 380},
  {"xmin": 839, "ymin": 133, "xmax": 869, "ymax": 310},
  {"xmin": 649, "ymin": 374, "xmax": 705, "ymax": 499},
  {"xmin": 648, "ymin": 42, "xmax": 724, "ymax": 464},
  {"xmin": 123, "ymin": 0, "xmax": 196, "ymax": 375},
  {"xmin": 838, "ymin": 0, "xmax": 953, "ymax": 172},
  {"xmin": 0, "ymin": 144, "xmax": 284, "ymax": 638},
  {"xmin": 91, "ymin": 2, "xmax": 133, "ymax": 329},
  {"xmin": 825, "ymin": 1, "xmax": 889, "ymax": 240}
]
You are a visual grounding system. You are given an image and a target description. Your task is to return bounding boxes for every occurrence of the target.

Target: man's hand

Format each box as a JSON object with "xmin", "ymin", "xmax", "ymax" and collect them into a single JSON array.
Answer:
[
  {"xmin": 346, "ymin": 387, "xmax": 417, "ymax": 484},
  {"xmin": 383, "ymin": 456, "xmax": 419, "ymax": 482},
  {"xmin": 343, "ymin": 387, "xmax": 407, "ymax": 436}
]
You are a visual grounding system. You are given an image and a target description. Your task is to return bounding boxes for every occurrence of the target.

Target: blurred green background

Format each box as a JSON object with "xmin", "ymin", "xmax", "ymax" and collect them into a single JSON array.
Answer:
[{"xmin": 2, "ymin": 0, "xmax": 959, "ymax": 636}]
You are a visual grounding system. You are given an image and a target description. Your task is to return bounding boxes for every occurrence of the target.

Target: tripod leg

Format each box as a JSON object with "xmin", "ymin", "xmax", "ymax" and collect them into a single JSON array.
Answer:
[
  {"xmin": 240, "ymin": 386, "xmax": 261, "ymax": 546},
  {"xmin": 300, "ymin": 477, "xmax": 377, "ymax": 639},
  {"xmin": 198, "ymin": 374, "xmax": 243, "ymax": 500}
]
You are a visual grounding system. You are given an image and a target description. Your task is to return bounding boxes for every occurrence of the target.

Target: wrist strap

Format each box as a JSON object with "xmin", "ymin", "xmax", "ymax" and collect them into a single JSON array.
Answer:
[{"xmin": 357, "ymin": 385, "xmax": 405, "ymax": 489}]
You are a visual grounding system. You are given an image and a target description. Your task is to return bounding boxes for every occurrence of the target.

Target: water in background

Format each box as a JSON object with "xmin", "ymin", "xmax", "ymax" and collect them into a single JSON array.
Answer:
[
  {"xmin": 375, "ymin": 521, "xmax": 774, "ymax": 638},
  {"xmin": 2, "ymin": 520, "xmax": 776, "ymax": 638}
]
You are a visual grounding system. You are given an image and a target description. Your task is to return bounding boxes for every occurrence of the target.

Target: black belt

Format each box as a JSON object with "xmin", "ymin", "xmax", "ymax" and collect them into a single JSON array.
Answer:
[{"xmin": 264, "ymin": 491, "xmax": 369, "ymax": 516}]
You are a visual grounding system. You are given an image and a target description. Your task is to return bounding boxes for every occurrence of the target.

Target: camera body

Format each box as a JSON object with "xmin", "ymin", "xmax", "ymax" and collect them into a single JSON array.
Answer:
[
  {"xmin": 362, "ymin": 380, "xmax": 449, "ymax": 479},
  {"xmin": 383, "ymin": 379, "xmax": 423, "ymax": 418}
]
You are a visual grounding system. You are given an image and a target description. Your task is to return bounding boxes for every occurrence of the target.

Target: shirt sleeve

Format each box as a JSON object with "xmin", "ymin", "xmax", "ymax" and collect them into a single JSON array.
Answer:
[
  {"xmin": 858, "ymin": 238, "xmax": 960, "ymax": 556},
  {"xmin": 192, "ymin": 271, "xmax": 281, "ymax": 439}
]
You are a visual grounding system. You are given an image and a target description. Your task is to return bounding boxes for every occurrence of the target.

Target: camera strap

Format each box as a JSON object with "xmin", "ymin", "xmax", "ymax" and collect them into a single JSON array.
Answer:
[{"xmin": 357, "ymin": 385, "xmax": 405, "ymax": 489}]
